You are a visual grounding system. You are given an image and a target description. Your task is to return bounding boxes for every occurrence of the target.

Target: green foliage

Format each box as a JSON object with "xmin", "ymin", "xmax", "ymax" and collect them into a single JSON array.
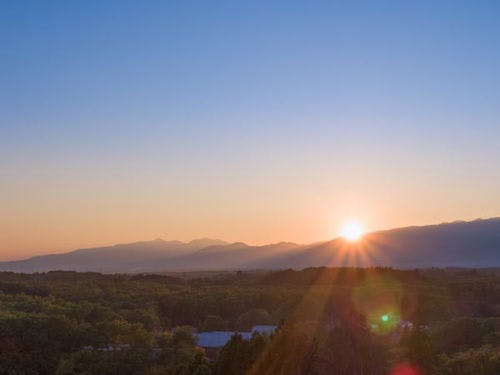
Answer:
[
  {"xmin": 236, "ymin": 308, "xmax": 271, "ymax": 330},
  {"xmin": 401, "ymin": 328, "xmax": 435, "ymax": 373},
  {"xmin": 215, "ymin": 332, "xmax": 270, "ymax": 375},
  {"xmin": 247, "ymin": 319, "xmax": 387, "ymax": 375},
  {"xmin": 434, "ymin": 346, "xmax": 500, "ymax": 375},
  {"xmin": 432, "ymin": 317, "xmax": 497, "ymax": 353},
  {"xmin": 154, "ymin": 327, "xmax": 210, "ymax": 375},
  {"xmin": 201, "ymin": 315, "xmax": 227, "ymax": 331},
  {"xmin": 0, "ymin": 268, "xmax": 497, "ymax": 374},
  {"xmin": 401, "ymin": 318, "xmax": 500, "ymax": 374}
]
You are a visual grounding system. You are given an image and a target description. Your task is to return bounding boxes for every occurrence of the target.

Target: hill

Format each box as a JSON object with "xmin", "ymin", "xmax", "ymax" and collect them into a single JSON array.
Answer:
[{"xmin": 1, "ymin": 218, "xmax": 499, "ymax": 272}]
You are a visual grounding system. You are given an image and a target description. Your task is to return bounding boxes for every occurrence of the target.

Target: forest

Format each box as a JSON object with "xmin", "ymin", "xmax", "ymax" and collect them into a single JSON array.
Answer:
[{"xmin": 0, "ymin": 267, "xmax": 498, "ymax": 374}]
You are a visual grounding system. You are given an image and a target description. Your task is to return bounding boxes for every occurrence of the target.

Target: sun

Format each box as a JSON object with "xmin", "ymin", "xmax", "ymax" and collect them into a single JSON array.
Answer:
[{"xmin": 340, "ymin": 220, "xmax": 365, "ymax": 241}]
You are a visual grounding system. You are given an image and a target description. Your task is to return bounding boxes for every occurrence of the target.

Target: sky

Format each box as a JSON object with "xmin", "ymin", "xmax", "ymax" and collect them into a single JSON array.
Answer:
[{"xmin": 1, "ymin": 1, "xmax": 500, "ymax": 260}]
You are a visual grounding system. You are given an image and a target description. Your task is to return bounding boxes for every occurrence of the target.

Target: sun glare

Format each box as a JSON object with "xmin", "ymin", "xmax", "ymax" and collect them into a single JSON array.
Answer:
[{"xmin": 340, "ymin": 220, "xmax": 365, "ymax": 241}]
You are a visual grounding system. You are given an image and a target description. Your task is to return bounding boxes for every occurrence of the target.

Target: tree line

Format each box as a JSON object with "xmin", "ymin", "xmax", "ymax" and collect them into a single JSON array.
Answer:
[{"xmin": 0, "ymin": 268, "xmax": 498, "ymax": 374}]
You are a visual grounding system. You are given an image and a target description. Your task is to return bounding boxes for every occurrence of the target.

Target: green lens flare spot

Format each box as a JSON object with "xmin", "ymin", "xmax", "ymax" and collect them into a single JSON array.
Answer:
[{"xmin": 381, "ymin": 314, "xmax": 389, "ymax": 322}]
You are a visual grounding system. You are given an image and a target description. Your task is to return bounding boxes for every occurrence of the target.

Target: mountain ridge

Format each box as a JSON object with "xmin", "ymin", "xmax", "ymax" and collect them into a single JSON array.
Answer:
[{"xmin": 1, "ymin": 218, "xmax": 499, "ymax": 273}]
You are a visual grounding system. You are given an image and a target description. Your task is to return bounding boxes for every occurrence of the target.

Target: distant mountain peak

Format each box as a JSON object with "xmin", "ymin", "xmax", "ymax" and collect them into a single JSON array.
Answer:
[
  {"xmin": 231, "ymin": 242, "xmax": 249, "ymax": 247},
  {"xmin": 0, "ymin": 218, "xmax": 499, "ymax": 273},
  {"xmin": 187, "ymin": 238, "xmax": 228, "ymax": 247}
]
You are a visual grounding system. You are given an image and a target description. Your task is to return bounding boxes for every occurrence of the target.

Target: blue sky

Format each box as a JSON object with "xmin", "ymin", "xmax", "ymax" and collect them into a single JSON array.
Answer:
[{"xmin": 1, "ymin": 1, "xmax": 500, "ymax": 257}]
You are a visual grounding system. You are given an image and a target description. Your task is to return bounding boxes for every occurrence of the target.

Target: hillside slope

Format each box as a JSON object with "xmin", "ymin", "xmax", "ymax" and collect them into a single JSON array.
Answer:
[{"xmin": 1, "ymin": 219, "xmax": 499, "ymax": 272}]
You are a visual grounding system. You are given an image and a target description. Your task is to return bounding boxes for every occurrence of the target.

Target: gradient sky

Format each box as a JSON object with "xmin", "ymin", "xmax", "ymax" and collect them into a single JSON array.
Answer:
[{"xmin": 2, "ymin": 1, "xmax": 500, "ymax": 260}]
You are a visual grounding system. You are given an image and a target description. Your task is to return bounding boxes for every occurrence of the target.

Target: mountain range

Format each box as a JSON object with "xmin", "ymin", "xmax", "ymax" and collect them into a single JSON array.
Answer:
[{"xmin": 1, "ymin": 218, "xmax": 499, "ymax": 273}]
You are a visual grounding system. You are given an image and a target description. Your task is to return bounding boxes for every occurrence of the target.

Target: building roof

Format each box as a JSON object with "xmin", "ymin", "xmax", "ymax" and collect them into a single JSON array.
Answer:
[
  {"xmin": 196, "ymin": 325, "xmax": 277, "ymax": 348},
  {"xmin": 196, "ymin": 331, "xmax": 236, "ymax": 348}
]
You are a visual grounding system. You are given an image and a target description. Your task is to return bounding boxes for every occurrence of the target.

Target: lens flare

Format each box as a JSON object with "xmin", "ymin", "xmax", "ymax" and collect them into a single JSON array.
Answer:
[
  {"xmin": 351, "ymin": 274, "xmax": 405, "ymax": 335},
  {"xmin": 389, "ymin": 363, "xmax": 423, "ymax": 375}
]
